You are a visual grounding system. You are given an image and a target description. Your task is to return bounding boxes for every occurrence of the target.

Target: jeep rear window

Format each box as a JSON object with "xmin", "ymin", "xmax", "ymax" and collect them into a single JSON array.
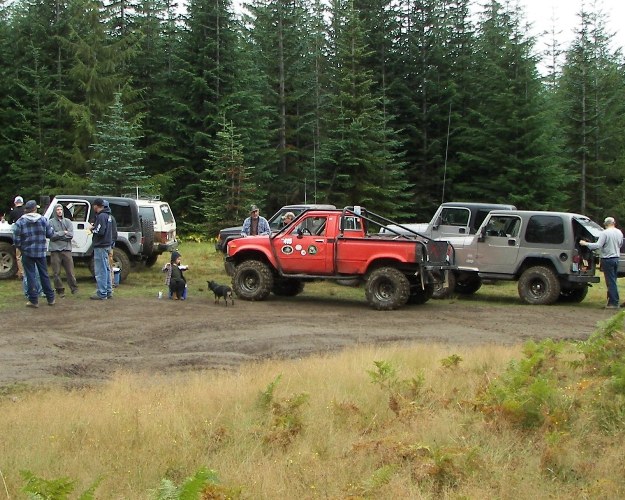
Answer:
[
  {"xmin": 160, "ymin": 204, "xmax": 175, "ymax": 224},
  {"xmin": 139, "ymin": 206, "xmax": 156, "ymax": 223},
  {"xmin": 525, "ymin": 215, "xmax": 564, "ymax": 244}
]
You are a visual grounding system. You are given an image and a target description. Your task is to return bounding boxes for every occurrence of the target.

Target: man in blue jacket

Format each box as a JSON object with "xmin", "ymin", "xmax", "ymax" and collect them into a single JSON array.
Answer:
[
  {"xmin": 89, "ymin": 198, "xmax": 113, "ymax": 300},
  {"xmin": 13, "ymin": 200, "xmax": 55, "ymax": 307}
]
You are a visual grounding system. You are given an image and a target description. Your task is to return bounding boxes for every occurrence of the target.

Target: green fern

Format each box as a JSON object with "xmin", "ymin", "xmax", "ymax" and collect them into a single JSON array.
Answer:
[
  {"xmin": 257, "ymin": 374, "xmax": 282, "ymax": 411},
  {"xmin": 154, "ymin": 468, "xmax": 220, "ymax": 500},
  {"xmin": 21, "ymin": 470, "xmax": 101, "ymax": 500}
]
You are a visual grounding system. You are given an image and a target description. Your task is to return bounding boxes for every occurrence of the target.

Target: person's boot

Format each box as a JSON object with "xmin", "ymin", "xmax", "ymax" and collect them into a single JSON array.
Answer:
[{"xmin": 56, "ymin": 287, "xmax": 66, "ymax": 298}]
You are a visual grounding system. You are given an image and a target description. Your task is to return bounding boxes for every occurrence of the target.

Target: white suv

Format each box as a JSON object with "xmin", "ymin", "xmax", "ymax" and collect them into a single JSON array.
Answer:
[{"xmin": 134, "ymin": 198, "xmax": 178, "ymax": 266}]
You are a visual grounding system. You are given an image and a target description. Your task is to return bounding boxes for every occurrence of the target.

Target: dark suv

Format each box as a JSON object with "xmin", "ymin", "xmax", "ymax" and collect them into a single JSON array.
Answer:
[{"xmin": 215, "ymin": 204, "xmax": 336, "ymax": 253}]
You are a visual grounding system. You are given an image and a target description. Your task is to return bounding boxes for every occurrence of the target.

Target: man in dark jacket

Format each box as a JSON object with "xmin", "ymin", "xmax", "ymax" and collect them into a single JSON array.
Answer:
[
  {"xmin": 49, "ymin": 203, "xmax": 78, "ymax": 297},
  {"xmin": 8, "ymin": 196, "xmax": 25, "ymax": 279},
  {"xmin": 89, "ymin": 198, "xmax": 113, "ymax": 300},
  {"xmin": 13, "ymin": 200, "xmax": 55, "ymax": 307}
]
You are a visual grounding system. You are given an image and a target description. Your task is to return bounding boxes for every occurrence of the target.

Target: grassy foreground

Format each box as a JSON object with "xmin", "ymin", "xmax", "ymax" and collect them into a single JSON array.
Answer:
[
  {"xmin": 2, "ymin": 316, "xmax": 625, "ymax": 498},
  {"xmin": 1, "ymin": 244, "xmax": 625, "ymax": 497}
]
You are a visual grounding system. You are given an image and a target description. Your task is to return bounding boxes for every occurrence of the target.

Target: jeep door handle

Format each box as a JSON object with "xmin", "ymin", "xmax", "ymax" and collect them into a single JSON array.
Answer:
[
  {"xmin": 315, "ymin": 239, "xmax": 324, "ymax": 243},
  {"xmin": 508, "ymin": 239, "xmax": 516, "ymax": 246},
  {"xmin": 77, "ymin": 223, "xmax": 85, "ymax": 229}
]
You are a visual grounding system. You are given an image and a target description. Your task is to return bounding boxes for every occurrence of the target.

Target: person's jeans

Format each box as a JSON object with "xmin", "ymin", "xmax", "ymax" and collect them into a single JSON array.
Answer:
[
  {"xmin": 22, "ymin": 266, "xmax": 43, "ymax": 298},
  {"xmin": 22, "ymin": 254, "xmax": 54, "ymax": 304},
  {"xmin": 93, "ymin": 247, "xmax": 112, "ymax": 298},
  {"xmin": 602, "ymin": 257, "xmax": 620, "ymax": 306}
]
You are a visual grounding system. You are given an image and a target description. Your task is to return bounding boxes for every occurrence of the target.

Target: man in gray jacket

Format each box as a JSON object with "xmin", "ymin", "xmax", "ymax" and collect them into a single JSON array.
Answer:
[{"xmin": 48, "ymin": 203, "xmax": 78, "ymax": 297}]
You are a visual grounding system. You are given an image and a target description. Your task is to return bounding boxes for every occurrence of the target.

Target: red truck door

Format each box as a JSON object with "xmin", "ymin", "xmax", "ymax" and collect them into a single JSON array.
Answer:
[{"xmin": 272, "ymin": 215, "xmax": 333, "ymax": 274}]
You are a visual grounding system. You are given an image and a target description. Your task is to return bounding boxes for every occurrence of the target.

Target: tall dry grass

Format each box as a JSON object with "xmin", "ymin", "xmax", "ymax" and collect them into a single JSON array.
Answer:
[{"xmin": 4, "ymin": 337, "xmax": 625, "ymax": 499}]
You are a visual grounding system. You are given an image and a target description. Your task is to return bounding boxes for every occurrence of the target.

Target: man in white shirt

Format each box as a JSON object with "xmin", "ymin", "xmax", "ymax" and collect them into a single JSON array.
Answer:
[{"xmin": 580, "ymin": 216, "xmax": 623, "ymax": 309}]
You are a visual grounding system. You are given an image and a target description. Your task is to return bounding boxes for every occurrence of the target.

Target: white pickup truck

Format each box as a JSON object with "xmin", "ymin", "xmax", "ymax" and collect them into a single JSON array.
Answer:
[{"xmin": 0, "ymin": 195, "xmax": 151, "ymax": 281}]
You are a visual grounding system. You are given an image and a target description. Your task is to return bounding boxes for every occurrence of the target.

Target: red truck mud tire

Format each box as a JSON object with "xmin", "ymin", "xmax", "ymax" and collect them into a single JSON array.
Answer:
[
  {"xmin": 232, "ymin": 260, "xmax": 274, "ymax": 301},
  {"xmin": 365, "ymin": 267, "xmax": 410, "ymax": 310},
  {"xmin": 272, "ymin": 278, "xmax": 305, "ymax": 296}
]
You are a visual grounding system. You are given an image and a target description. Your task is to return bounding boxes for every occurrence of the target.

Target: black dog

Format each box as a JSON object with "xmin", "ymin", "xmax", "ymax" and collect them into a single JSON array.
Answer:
[{"xmin": 207, "ymin": 280, "xmax": 234, "ymax": 306}]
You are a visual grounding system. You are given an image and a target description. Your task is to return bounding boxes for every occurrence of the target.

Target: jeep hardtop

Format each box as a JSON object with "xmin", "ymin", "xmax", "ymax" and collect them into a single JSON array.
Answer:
[{"xmin": 226, "ymin": 206, "xmax": 455, "ymax": 310}]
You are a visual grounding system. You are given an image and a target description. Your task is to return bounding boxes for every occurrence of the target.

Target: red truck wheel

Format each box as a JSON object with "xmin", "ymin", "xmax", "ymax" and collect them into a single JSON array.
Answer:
[
  {"xmin": 232, "ymin": 260, "xmax": 274, "ymax": 301},
  {"xmin": 365, "ymin": 267, "xmax": 410, "ymax": 310}
]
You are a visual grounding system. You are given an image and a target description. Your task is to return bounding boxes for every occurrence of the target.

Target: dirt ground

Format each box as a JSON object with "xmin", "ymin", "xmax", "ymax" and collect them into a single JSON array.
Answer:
[{"xmin": 0, "ymin": 290, "xmax": 616, "ymax": 387}]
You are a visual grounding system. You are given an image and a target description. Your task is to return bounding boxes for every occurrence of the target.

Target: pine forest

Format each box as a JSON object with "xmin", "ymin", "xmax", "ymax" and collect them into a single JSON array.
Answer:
[{"xmin": 1, "ymin": 0, "xmax": 625, "ymax": 233}]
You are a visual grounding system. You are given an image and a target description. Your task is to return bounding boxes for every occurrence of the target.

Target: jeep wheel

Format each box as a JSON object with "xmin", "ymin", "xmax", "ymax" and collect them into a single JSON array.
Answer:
[
  {"xmin": 518, "ymin": 266, "xmax": 560, "ymax": 305},
  {"xmin": 431, "ymin": 270, "xmax": 456, "ymax": 299},
  {"xmin": 144, "ymin": 253, "xmax": 159, "ymax": 267},
  {"xmin": 558, "ymin": 286, "xmax": 589, "ymax": 303},
  {"xmin": 112, "ymin": 248, "xmax": 131, "ymax": 282},
  {"xmin": 455, "ymin": 275, "xmax": 482, "ymax": 295},
  {"xmin": 0, "ymin": 242, "xmax": 17, "ymax": 279},
  {"xmin": 365, "ymin": 267, "xmax": 410, "ymax": 310},
  {"xmin": 272, "ymin": 278, "xmax": 305, "ymax": 296},
  {"xmin": 232, "ymin": 260, "xmax": 274, "ymax": 301}
]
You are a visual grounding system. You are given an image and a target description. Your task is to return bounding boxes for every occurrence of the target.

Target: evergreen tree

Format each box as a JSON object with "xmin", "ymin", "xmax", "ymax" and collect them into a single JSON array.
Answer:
[
  {"xmin": 199, "ymin": 118, "xmax": 257, "ymax": 233},
  {"xmin": 245, "ymin": 0, "xmax": 319, "ymax": 209},
  {"xmin": 453, "ymin": 0, "xmax": 566, "ymax": 209},
  {"xmin": 319, "ymin": 0, "xmax": 410, "ymax": 216},
  {"xmin": 57, "ymin": 0, "xmax": 132, "ymax": 174},
  {"xmin": 558, "ymin": 3, "xmax": 625, "ymax": 220},
  {"xmin": 173, "ymin": 0, "xmax": 239, "ymax": 229},
  {"xmin": 88, "ymin": 92, "xmax": 149, "ymax": 195}
]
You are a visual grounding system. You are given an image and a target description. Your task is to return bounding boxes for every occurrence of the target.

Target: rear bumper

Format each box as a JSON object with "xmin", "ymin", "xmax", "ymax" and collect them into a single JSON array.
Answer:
[
  {"xmin": 567, "ymin": 275, "xmax": 600, "ymax": 284},
  {"xmin": 156, "ymin": 240, "xmax": 178, "ymax": 254}
]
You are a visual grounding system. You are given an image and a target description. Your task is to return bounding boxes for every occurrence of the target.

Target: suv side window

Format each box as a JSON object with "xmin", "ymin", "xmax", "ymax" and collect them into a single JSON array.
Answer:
[
  {"xmin": 64, "ymin": 202, "xmax": 89, "ymax": 222},
  {"xmin": 110, "ymin": 203, "xmax": 133, "ymax": 229},
  {"xmin": 484, "ymin": 215, "xmax": 521, "ymax": 238},
  {"xmin": 526, "ymin": 215, "xmax": 565, "ymax": 244},
  {"xmin": 440, "ymin": 207, "xmax": 470, "ymax": 226}
]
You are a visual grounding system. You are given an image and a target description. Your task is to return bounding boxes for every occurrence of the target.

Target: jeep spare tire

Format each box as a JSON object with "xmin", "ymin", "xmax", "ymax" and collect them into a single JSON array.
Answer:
[
  {"xmin": 0, "ymin": 242, "xmax": 17, "ymax": 279},
  {"xmin": 518, "ymin": 266, "xmax": 560, "ymax": 305},
  {"xmin": 365, "ymin": 267, "xmax": 410, "ymax": 310},
  {"xmin": 140, "ymin": 218, "xmax": 155, "ymax": 257},
  {"xmin": 232, "ymin": 260, "xmax": 274, "ymax": 301}
]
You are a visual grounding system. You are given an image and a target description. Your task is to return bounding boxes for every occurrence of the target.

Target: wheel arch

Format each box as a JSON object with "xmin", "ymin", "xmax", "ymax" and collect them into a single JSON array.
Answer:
[{"xmin": 515, "ymin": 256, "xmax": 562, "ymax": 278}]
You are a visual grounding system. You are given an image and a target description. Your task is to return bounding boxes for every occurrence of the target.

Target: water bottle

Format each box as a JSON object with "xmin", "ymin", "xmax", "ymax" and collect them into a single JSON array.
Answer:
[{"xmin": 158, "ymin": 290, "xmax": 163, "ymax": 299}]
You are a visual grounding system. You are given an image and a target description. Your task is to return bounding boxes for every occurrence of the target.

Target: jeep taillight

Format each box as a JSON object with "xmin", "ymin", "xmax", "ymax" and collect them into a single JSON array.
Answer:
[{"xmin": 446, "ymin": 244, "xmax": 454, "ymax": 264}]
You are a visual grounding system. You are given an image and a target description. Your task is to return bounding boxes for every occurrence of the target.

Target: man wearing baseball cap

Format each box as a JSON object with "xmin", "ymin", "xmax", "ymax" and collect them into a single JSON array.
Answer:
[
  {"xmin": 240, "ymin": 204, "xmax": 271, "ymax": 237},
  {"xmin": 7, "ymin": 196, "xmax": 26, "ymax": 279},
  {"xmin": 89, "ymin": 198, "xmax": 114, "ymax": 300},
  {"xmin": 580, "ymin": 216, "xmax": 623, "ymax": 309},
  {"xmin": 12, "ymin": 200, "xmax": 55, "ymax": 307}
]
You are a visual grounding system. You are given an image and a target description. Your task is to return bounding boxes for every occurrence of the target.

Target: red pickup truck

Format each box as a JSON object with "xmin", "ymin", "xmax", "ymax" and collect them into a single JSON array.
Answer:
[{"xmin": 226, "ymin": 206, "xmax": 455, "ymax": 310}]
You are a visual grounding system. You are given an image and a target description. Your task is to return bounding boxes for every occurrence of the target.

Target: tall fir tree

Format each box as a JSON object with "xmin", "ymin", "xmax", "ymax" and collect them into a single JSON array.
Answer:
[
  {"xmin": 88, "ymin": 92, "xmax": 149, "ymax": 195},
  {"xmin": 453, "ymin": 0, "xmax": 566, "ymax": 209},
  {"xmin": 558, "ymin": 3, "xmax": 625, "ymax": 220},
  {"xmin": 199, "ymin": 118, "xmax": 257, "ymax": 233},
  {"xmin": 319, "ymin": 0, "xmax": 410, "ymax": 216}
]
